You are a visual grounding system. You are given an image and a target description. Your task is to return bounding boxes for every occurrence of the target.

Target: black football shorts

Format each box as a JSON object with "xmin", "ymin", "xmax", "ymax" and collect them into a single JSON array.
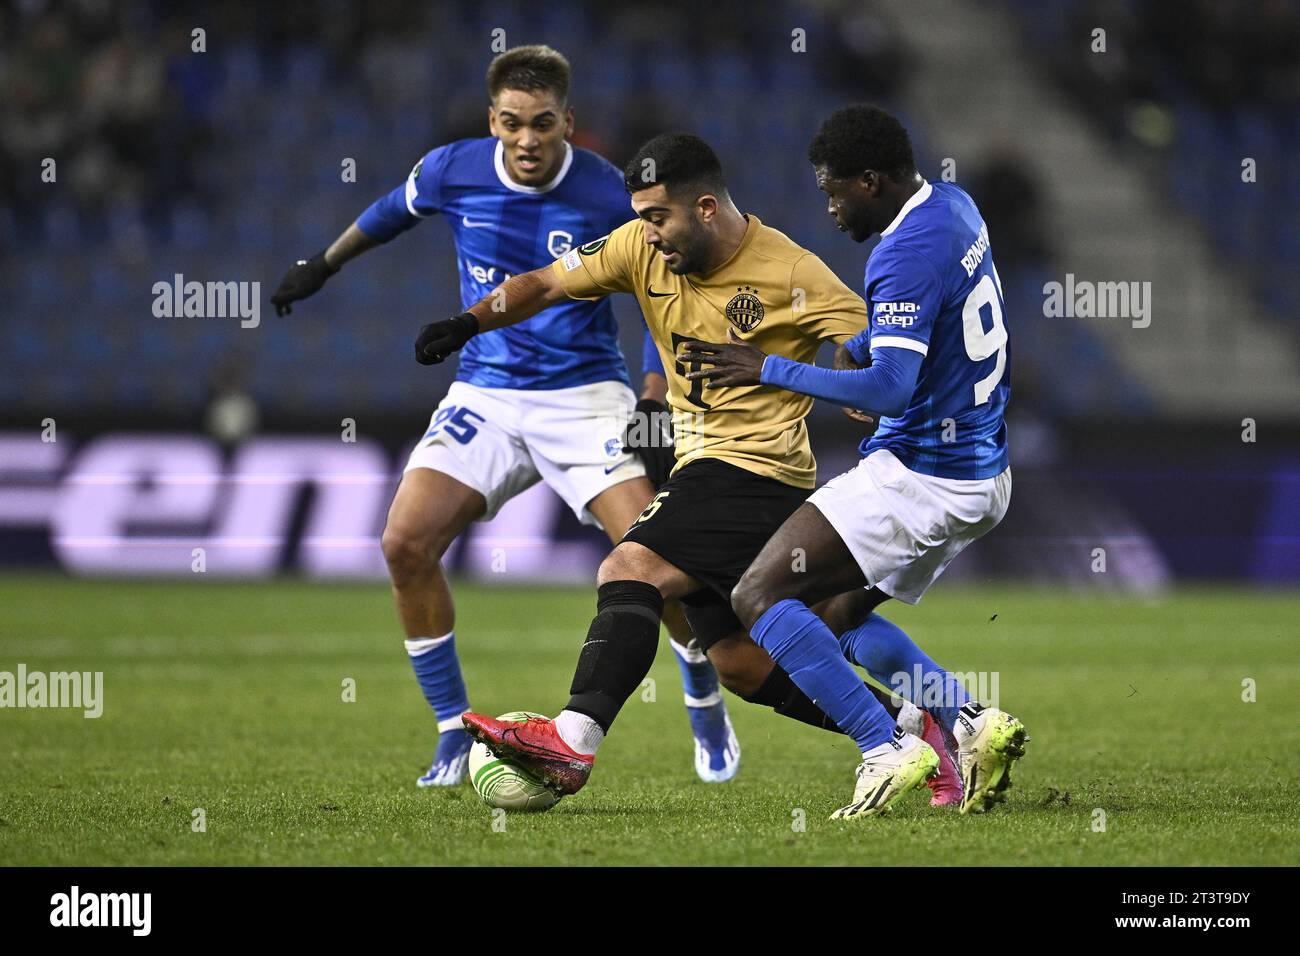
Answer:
[{"xmin": 621, "ymin": 457, "xmax": 809, "ymax": 647}]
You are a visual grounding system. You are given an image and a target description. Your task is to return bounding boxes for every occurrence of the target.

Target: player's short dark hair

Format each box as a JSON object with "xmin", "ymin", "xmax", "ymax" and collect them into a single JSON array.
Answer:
[
  {"xmin": 807, "ymin": 105, "xmax": 916, "ymax": 181},
  {"xmin": 623, "ymin": 132, "xmax": 728, "ymax": 199},
  {"xmin": 486, "ymin": 45, "xmax": 570, "ymax": 103}
]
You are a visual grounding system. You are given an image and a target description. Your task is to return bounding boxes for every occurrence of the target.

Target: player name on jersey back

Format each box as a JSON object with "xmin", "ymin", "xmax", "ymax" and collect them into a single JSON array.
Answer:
[{"xmin": 860, "ymin": 181, "xmax": 1011, "ymax": 480}]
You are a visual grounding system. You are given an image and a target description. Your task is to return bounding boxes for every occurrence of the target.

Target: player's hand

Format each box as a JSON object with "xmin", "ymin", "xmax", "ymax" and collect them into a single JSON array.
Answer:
[
  {"xmin": 623, "ymin": 398, "xmax": 675, "ymax": 488},
  {"xmin": 270, "ymin": 252, "xmax": 337, "ymax": 316},
  {"xmin": 833, "ymin": 342, "xmax": 878, "ymax": 428},
  {"xmin": 415, "ymin": 313, "xmax": 480, "ymax": 365},
  {"xmin": 678, "ymin": 329, "xmax": 767, "ymax": 388}
]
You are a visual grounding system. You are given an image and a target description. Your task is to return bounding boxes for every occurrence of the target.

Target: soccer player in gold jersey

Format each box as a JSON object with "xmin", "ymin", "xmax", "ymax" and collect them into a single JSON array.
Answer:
[{"xmin": 416, "ymin": 133, "xmax": 873, "ymax": 795}]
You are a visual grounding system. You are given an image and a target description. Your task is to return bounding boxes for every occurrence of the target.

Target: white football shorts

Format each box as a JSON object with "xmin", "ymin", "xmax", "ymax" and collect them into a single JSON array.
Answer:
[
  {"xmin": 807, "ymin": 448, "xmax": 1011, "ymax": 604},
  {"xmin": 403, "ymin": 379, "xmax": 646, "ymax": 527}
]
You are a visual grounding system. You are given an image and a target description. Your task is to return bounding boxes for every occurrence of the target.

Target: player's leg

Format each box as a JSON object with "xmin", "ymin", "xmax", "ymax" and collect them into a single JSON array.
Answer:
[
  {"xmin": 593, "ymin": 528, "xmax": 939, "ymax": 752},
  {"xmin": 729, "ymin": 502, "xmax": 939, "ymax": 818},
  {"xmin": 381, "ymin": 467, "xmax": 485, "ymax": 786},
  {"xmin": 700, "ymin": 599, "xmax": 959, "ymax": 807},
  {"xmin": 669, "ymin": 586, "xmax": 900, "ymax": 736},
  {"xmin": 813, "ymin": 587, "xmax": 965, "ymax": 725},
  {"xmin": 678, "ymin": 612, "xmax": 835, "ymax": 732},
  {"xmin": 817, "ymin": 587, "xmax": 963, "ymax": 806},
  {"xmin": 848, "ymin": 561, "xmax": 1023, "ymax": 814},
  {"xmin": 523, "ymin": 379, "xmax": 737, "ymax": 783},
  {"xmin": 663, "ymin": 587, "xmax": 960, "ymax": 808},
  {"xmin": 383, "ymin": 468, "xmax": 484, "ymax": 636},
  {"xmin": 741, "ymin": 452, "xmax": 1023, "ymax": 814},
  {"xmin": 586, "ymin": 476, "xmax": 738, "ymax": 783},
  {"xmin": 461, "ymin": 539, "xmax": 704, "ymax": 794},
  {"xmin": 590, "ymin": 456, "xmax": 878, "ymax": 744},
  {"xmin": 384, "ymin": 382, "xmax": 542, "ymax": 788},
  {"xmin": 835, "ymin": 461, "xmax": 1023, "ymax": 813},
  {"xmin": 460, "ymin": 456, "xmax": 847, "ymax": 796}
]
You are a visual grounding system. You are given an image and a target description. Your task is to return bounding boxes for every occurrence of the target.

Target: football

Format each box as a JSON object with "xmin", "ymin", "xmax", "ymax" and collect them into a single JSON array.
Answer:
[{"xmin": 467, "ymin": 712, "xmax": 561, "ymax": 812}]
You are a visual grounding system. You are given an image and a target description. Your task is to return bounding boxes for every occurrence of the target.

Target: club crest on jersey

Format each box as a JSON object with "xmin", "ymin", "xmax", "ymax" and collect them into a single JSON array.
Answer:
[
  {"xmin": 547, "ymin": 230, "xmax": 574, "ymax": 257},
  {"xmin": 603, "ymin": 438, "xmax": 623, "ymax": 458},
  {"xmin": 726, "ymin": 286, "xmax": 765, "ymax": 333},
  {"xmin": 579, "ymin": 236, "xmax": 608, "ymax": 256}
]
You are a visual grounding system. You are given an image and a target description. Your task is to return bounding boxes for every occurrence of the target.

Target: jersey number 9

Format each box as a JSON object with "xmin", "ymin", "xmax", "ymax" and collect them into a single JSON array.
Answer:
[{"xmin": 960, "ymin": 272, "xmax": 1008, "ymax": 406}]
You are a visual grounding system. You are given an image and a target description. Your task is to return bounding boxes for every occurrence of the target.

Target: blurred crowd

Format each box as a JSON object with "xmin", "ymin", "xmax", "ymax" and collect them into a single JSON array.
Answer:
[
  {"xmin": 0, "ymin": 0, "xmax": 926, "ymax": 422},
  {"xmin": 1057, "ymin": 0, "xmax": 1299, "ymax": 120},
  {"xmin": 1010, "ymin": 0, "xmax": 1300, "ymax": 323},
  {"xmin": 1, "ymin": 0, "xmax": 1128, "ymax": 428},
  {"xmin": 0, "ymin": 0, "xmax": 910, "ymax": 252}
]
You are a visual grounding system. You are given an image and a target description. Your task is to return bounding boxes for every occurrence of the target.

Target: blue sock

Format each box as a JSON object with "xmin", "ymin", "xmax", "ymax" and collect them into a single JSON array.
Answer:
[
  {"xmin": 670, "ymin": 639, "xmax": 728, "ymax": 746},
  {"xmin": 670, "ymin": 638, "xmax": 720, "ymax": 703},
  {"xmin": 406, "ymin": 634, "xmax": 471, "ymax": 754},
  {"xmin": 751, "ymin": 599, "xmax": 895, "ymax": 752},
  {"xmin": 838, "ymin": 612, "xmax": 968, "ymax": 733}
]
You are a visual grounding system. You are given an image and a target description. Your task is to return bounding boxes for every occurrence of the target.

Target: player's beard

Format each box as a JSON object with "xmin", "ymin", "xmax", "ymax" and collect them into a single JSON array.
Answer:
[
  {"xmin": 844, "ymin": 199, "xmax": 881, "ymax": 243},
  {"xmin": 661, "ymin": 218, "xmax": 710, "ymax": 274},
  {"xmin": 841, "ymin": 207, "xmax": 872, "ymax": 243}
]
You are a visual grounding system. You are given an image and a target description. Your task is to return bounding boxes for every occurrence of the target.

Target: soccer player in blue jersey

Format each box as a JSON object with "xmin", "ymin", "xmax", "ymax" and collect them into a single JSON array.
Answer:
[
  {"xmin": 681, "ymin": 105, "xmax": 1027, "ymax": 817},
  {"xmin": 270, "ymin": 46, "xmax": 739, "ymax": 788}
]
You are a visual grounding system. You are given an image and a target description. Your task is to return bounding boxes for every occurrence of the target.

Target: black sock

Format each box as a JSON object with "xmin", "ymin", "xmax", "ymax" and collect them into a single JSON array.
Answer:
[
  {"xmin": 566, "ymin": 580, "xmax": 663, "ymax": 732},
  {"xmin": 746, "ymin": 665, "xmax": 841, "ymax": 733}
]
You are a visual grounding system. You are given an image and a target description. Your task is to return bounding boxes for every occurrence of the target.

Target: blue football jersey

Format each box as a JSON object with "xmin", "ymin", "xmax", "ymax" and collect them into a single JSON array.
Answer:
[
  {"xmin": 853, "ymin": 181, "xmax": 1011, "ymax": 480},
  {"xmin": 360, "ymin": 137, "xmax": 640, "ymax": 390}
]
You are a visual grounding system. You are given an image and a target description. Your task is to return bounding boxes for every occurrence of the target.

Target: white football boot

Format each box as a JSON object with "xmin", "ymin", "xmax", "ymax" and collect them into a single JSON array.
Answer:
[
  {"xmin": 831, "ymin": 730, "xmax": 939, "ymax": 819},
  {"xmin": 953, "ymin": 703, "xmax": 1028, "ymax": 814}
]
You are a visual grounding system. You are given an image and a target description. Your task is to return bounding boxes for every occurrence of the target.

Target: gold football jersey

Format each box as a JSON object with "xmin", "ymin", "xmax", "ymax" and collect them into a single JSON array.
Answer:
[{"xmin": 552, "ymin": 215, "xmax": 867, "ymax": 488}]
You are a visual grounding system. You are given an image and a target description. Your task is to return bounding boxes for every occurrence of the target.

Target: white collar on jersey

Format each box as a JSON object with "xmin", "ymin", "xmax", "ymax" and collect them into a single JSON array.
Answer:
[
  {"xmin": 880, "ymin": 179, "xmax": 932, "ymax": 237},
  {"xmin": 494, "ymin": 139, "xmax": 574, "ymax": 194}
]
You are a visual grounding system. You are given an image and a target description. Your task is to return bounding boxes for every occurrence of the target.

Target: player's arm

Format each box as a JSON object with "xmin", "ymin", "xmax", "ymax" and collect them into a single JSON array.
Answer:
[
  {"xmin": 413, "ymin": 265, "xmax": 568, "ymax": 364},
  {"xmin": 681, "ymin": 250, "xmax": 935, "ymax": 417},
  {"xmin": 762, "ymin": 346, "xmax": 923, "ymax": 417},
  {"xmin": 415, "ymin": 223, "xmax": 639, "ymax": 365},
  {"xmin": 680, "ymin": 330, "xmax": 921, "ymax": 416},
  {"xmin": 640, "ymin": 328, "xmax": 668, "ymax": 402},
  {"xmin": 832, "ymin": 337, "xmax": 877, "ymax": 426},
  {"xmin": 640, "ymin": 370, "xmax": 668, "ymax": 403},
  {"xmin": 624, "ymin": 328, "xmax": 673, "ymax": 485},
  {"xmin": 271, "ymin": 148, "xmax": 444, "ymax": 316}
]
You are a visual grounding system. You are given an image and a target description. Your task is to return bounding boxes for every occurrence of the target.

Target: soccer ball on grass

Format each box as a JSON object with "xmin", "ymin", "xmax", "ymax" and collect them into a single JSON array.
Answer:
[{"xmin": 467, "ymin": 711, "xmax": 561, "ymax": 812}]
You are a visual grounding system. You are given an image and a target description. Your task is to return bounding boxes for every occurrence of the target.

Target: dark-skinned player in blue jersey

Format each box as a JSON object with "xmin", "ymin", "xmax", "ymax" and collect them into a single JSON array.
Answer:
[{"xmin": 681, "ymin": 105, "xmax": 1027, "ymax": 817}]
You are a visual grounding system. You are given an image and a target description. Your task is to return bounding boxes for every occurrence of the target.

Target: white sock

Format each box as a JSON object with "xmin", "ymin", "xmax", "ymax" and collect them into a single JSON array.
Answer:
[
  {"xmin": 403, "ymin": 632, "xmax": 453, "ymax": 656},
  {"xmin": 953, "ymin": 701, "xmax": 985, "ymax": 739},
  {"xmin": 554, "ymin": 709, "xmax": 604, "ymax": 755},
  {"xmin": 895, "ymin": 699, "xmax": 925, "ymax": 737},
  {"xmin": 668, "ymin": 637, "xmax": 707, "ymax": 664}
]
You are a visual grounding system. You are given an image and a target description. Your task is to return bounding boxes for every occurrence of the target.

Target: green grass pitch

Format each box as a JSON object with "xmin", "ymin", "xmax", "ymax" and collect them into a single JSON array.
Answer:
[{"xmin": 1, "ymin": 575, "xmax": 1296, "ymax": 866}]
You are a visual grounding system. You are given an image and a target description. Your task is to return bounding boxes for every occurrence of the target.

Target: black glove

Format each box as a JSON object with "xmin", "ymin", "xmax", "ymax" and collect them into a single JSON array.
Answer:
[
  {"xmin": 415, "ymin": 313, "xmax": 480, "ymax": 365},
  {"xmin": 623, "ymin": 397, "xmax": 676, "ymax": 488},
  {"xmin": 271, "ymin": 251, "xmax": 338, "ymax": 316}
]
